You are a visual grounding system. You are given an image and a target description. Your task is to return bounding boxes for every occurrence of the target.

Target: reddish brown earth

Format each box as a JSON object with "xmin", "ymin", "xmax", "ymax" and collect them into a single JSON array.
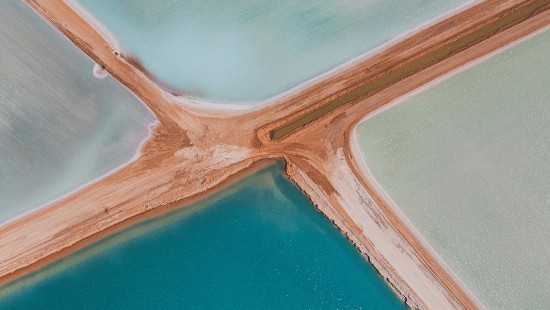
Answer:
[{"xmin": 1, "ymin": 0, "xmax": 549, "ymax": 308}]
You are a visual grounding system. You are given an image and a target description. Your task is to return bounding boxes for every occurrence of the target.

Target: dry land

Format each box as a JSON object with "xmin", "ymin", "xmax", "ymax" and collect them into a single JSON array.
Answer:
[{"xmin": 1, "ymin": 0, "xmax": 549, "ymax": 308}]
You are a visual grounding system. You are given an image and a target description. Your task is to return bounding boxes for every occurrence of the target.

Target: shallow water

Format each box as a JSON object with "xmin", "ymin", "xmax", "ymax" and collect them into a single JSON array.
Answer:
[
  {"xmin": 0, "ymin": 0, "xmax": 155, "ymax": 224},
  {"xmin": 356, "ymin": 29, "xmax": 550, "ymax": 309},
  {"xmin": 0, "ymin": 163, "xmax": 406, "ymax": 309},
  {"xmin": 75, "ymin": 0, "xmax": 470, "ymax": 104}
]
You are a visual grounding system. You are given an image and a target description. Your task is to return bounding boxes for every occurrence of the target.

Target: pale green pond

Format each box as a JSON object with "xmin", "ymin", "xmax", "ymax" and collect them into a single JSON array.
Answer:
[{"xmin": 356, "ymin": 28, "xmax": 550, "ymax": 309}]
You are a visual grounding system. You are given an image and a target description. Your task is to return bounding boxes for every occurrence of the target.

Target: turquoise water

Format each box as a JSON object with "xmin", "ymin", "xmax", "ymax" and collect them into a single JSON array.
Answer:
[
  {"xmin": 356, "ymin": 29, "xmax": 550, "ymax": 309},
  {"xmin": 0, "ymin": 0, "xmax": 155, "ymax": 223},
  {"xmin": 75, "ymin": 0, "xmax": 470, "ymax": 103},
  {"xmin": 0, "ymin": 163, "xmax": 406, "ymax": 309}
]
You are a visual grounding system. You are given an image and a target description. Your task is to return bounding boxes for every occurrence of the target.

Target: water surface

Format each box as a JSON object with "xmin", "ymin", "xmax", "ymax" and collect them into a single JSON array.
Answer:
[
  {"xmin": 356, "ymin": 29, "xmax": 550, "ymax": 309},
  {"xmin": 0, "ymin": 0, "xmax": 155, "ymax": 223},
  {"xmin": 75, "ymin": 0, "xmax": 471, "ymax": 103},
  {"xmin": 0, "ymin": 163, "xmax": 406, "ymax": 309}
]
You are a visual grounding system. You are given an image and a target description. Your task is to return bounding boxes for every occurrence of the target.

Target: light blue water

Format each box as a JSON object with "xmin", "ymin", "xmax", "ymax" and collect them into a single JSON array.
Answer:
[
  {"xmin": 0, "ymin": 163, "xmax": 406, "ymax": 309},
  {"xmin": 356, "ymin": 29, "xmax": 550, "ymax": 309},
  {"xmin": 75, "ymin": 0, "xmax": 471, "ymax": 103},
  {"xmin": 0, "ymin": 0, "xmax": 155, "ymax": 223}
]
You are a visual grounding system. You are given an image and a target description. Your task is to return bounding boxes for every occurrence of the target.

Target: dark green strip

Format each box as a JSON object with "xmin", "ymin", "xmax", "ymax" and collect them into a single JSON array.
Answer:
[{"xmin": 269, "ymin": 0, "xmax": 549, "ymax": 140}]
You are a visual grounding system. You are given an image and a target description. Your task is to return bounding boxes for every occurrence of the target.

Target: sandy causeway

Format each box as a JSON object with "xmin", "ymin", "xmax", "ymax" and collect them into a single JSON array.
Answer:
[{"xmin": 1, "ymin": 0, "xmax": 549, "ymax": 308}]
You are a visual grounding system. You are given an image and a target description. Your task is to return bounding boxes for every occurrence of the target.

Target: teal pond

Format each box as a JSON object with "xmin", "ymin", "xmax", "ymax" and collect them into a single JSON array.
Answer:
[{"xmin": 0, "ymin": 163, "xmax": 406, "ymax": 309}]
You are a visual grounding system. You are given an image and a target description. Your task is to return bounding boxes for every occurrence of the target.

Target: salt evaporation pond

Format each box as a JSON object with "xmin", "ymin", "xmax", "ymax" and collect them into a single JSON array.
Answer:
[
  {"xmin": 356, "ymin": 29, "xmax": 550, "ymax": 309},
  {"xmin": 0, "ymin": 163, "xmax": 406, "ymax": 309},
  {"xmin": 74, "ymin": 0, "xmax": 471, "ymax": 103},
  {"xmin": 0, "ymin": 0, "xmax": 155, "ymax": 224}
]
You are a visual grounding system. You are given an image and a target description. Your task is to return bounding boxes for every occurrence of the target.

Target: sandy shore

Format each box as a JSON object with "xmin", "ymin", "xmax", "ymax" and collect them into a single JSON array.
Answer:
[
  {"xmin": 0, "ymin": 157, "xmax": 278, "ymax": 287},
  {"xmin": 1, "ymin": 0, "xmax": 549, "ymax": 308}
]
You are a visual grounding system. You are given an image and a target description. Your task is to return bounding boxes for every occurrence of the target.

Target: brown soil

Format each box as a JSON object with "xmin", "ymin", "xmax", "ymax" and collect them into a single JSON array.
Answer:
[{"xmin": 1, "ymin": 0, "xmax": 548, "ymax": 308}]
